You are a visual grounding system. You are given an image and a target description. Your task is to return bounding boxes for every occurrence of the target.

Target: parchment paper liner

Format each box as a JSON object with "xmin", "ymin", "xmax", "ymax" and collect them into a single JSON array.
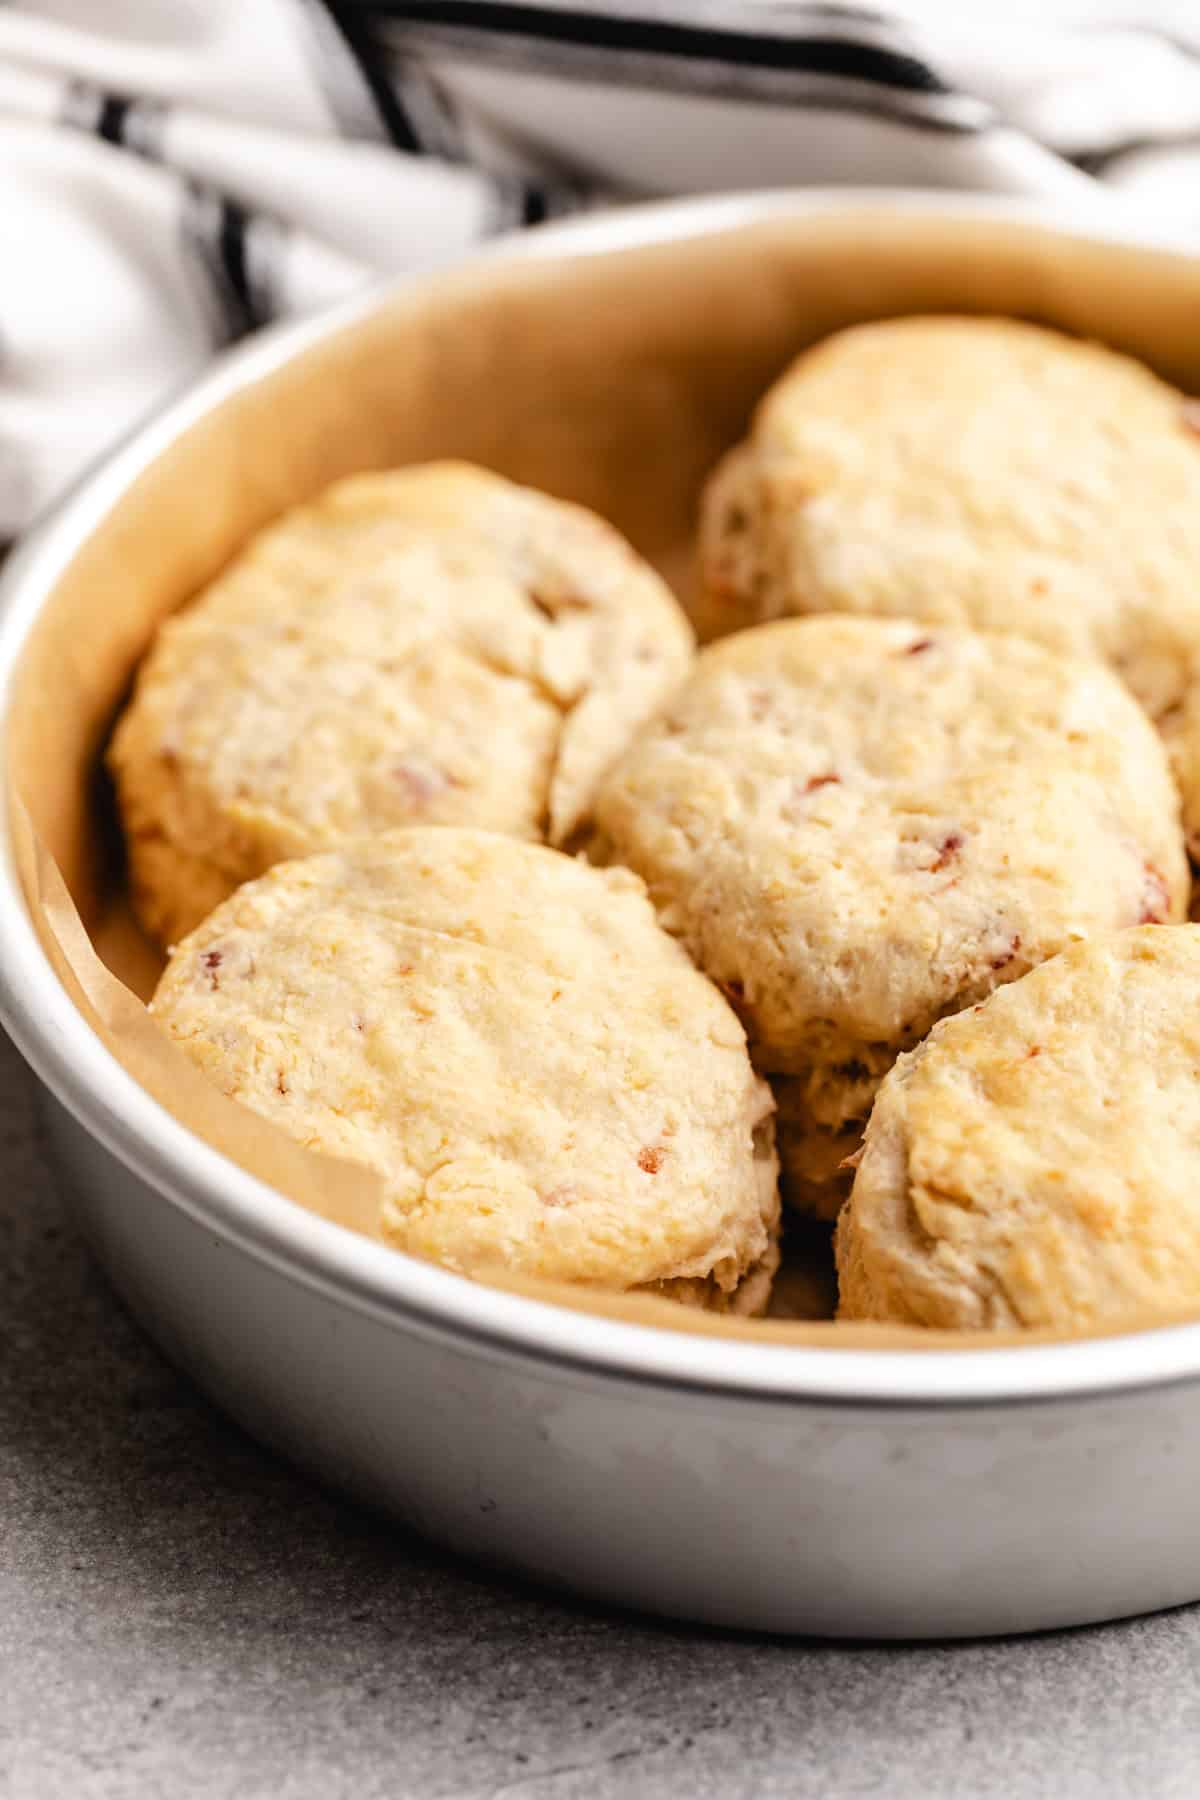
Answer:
[{"xmin": 12, "ymin": 202, "xmax": 1200, "ymax": 1352}]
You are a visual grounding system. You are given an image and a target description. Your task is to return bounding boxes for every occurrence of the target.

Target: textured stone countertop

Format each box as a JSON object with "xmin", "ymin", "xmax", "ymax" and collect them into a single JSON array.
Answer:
[{"xmin": 3, "ymin": 1027, "xmax": 1199, "ymax": 1800}]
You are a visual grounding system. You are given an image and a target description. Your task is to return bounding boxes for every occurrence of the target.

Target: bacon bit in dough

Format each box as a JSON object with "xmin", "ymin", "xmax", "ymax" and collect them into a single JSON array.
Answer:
[
  {"xmin": 990, "ymin": 933, "xmax": 1023, "ymax": 971},
  {"xmin": 783, "ymin": 771, "xmax": 841, "ymax": 822},
  {"xmin": 930, "ymin": 831, "xmax": 964, "ymax": 872},
  {"xmin": 541, "ymin": 1185, "xmax": 578, "ymax": 1209},
  {"xmin": 904, "ymin": 637, "xmax": 935, "ymax": 655},
  {"xmin": 201, "ymin": 949, "xmax": 222, "ymax": 989},
  {"xmin": 637, "ymin": 1146, "xmax": 666, "ymax": 1175}
]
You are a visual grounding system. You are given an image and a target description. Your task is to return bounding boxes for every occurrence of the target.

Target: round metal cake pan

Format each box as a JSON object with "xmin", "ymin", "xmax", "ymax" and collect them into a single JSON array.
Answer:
[{"xmin": 3, "ymin": 191, "xmax": 1200, "ymax": 1638}]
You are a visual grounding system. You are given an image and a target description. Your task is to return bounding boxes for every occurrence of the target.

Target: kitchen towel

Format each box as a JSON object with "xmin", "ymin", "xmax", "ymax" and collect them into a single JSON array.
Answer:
[{"xmin": 3, "ymin": 0, "xmax": 1200, "ymax": 536}]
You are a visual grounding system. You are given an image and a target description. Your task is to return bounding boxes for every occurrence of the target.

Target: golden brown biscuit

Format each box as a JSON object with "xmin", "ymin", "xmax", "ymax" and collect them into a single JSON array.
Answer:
[
  {"xmin": 594, "ymin": 616, "xmax": 1188, "ymax": 1215},
  {"xmin": 110, "ymin": 463, "xmax": 693, "ymax": 945},
  {"xmin": 150, "ymin": 830, "xmax": 780, "ymax": 1310},
  {"xmin": 697, "ymin": 317, "xmax": 1200, "ymax": 854},
  {"xmin": 837, "ymin": 926, "xmax": 1200, "ymax": 1332}
]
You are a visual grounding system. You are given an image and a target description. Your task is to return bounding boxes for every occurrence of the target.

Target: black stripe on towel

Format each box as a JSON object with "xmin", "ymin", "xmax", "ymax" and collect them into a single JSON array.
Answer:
[
  {"xmin": 181, "ymin": 187, "xmax": 276, "ymax": 344},
  {"xmin": 217, "ymin": 204, "xmax": 260, "ymax": 335},
  {"xmin": 360, "ymin": 1, "xmax": 954, "ymax": 94},
  {"xmin": 292, "ymin": 0, "xmax": 394, "ymax": 140},
  {"xmin": 61, "ymin": 84, "xmax": 169, "ymax": 159},
  {"xmin": 96, "ymin": 95, "xmax": 132, "ymax": 147},
  {"xmin": 314, "ymin": 0, "xmax": 426, "ymax": 148},
  {"xmin": 362, "ymin": 1, "xmax": 988, "ymax": 129},
  {"xmin": 520, "ymin": 184, "xmax": 551, "ymax": 226}
]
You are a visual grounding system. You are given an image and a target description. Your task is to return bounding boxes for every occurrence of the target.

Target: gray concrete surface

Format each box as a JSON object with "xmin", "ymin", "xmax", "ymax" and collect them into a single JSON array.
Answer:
[{"xmin": 3, "ymin": 1027, "xmax": 1200, "ymax": 1800}]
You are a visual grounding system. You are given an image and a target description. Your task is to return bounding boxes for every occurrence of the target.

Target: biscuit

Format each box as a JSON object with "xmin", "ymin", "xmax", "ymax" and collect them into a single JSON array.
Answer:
[
  {"xmin": 110, "ymin": 463, "xmax": 693, "ymax": 945},
  {"xmin": 593, "ymin": 616, "xmax": 1188, "ymax": 1215},
  {"xmin": 697, "ymin": 317, "xmax": 1200, "ymax": 854},
  {"xmin": 836, "ymin": 926, "xmax": 1200, "ymax": 1332},
  {"xmin": 150, "ymin": 830, "xmax": 780, "ymax": 1310}
]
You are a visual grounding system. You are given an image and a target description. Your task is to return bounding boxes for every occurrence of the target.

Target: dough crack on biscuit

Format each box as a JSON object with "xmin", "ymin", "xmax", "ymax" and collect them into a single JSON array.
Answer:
[
  {"xmin": 837, "ymin": 926, "xmax": 1200, "ymax": 1333},
  {"xmin": 594, "ymin": 615, "xmax": 1188, "ymax": 1219},
  {"xmin": 110, "ymin": 463, "xmax": 693, "ymax": 945},
  {"xmin": 697, "ymin": 316, "xmax": 1200, "ymax": 856},
  {"xmin": 149, "ymin": 830, "xmax": 780, "ymax": 1311}
]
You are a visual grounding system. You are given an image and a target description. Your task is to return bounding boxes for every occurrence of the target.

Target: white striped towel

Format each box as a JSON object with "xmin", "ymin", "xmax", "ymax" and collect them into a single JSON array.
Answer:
[{"xmin": 3, "ymin": 1, "xmax": 1200, "ymax": 535}]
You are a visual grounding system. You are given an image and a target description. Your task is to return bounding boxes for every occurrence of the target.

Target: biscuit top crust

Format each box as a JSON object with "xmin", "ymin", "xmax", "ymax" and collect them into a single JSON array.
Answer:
[
  {"xmin": 837, "ymin": 926, "xmax": 1200, "ymax": 1331},
  {"xmin": 594, "ymin": 615, "xmax": 1187, "ymax": 1066},
  {"xmin": 110, "ymin": 462, "xmax": 693, "ymax": 942},
  {"xmin": 150, "ymin": 830, "xmax": 777, "ymax": 1295},
  {"xmin": 697, "ymin": 317, "xmax": 1200, "ymax": 848}
]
